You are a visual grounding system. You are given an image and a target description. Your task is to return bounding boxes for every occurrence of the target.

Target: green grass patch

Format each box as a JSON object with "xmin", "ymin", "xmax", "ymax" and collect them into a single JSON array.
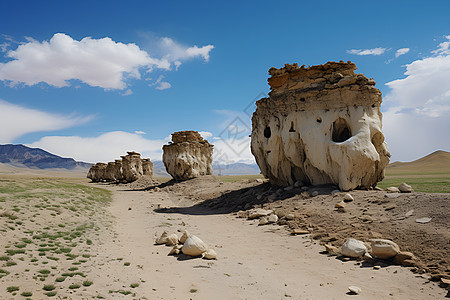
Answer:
[
  {"xmin": 43, "ymin": 284, "xmax": 55, "ymax": 291},
  {"xmin": 7, "ymin": 286, "xmax": 20, "ymax": 293},
  {"xmin": 44, "ymin": 291, "xmax": 57, "ymax": 297},
  {"xmin": 130, "ymin": 283, "xmax": 139, "ymax": 288},
  {"xmin": 83, "ymin": 280, "xmax": 93, "ymax": 287},
  {"xmin": 21, "ymin": 291, "xmax": 33, "ymax": 297},
  {"xmin": 377, "ymin": 174, "xmax": 450, "ymax": 193},
  {"xmin": 69, "ymin": 283, "xmax": 81, "ymax": 289},
  {"xmin": 55, "ymin": 276, "xmax": 66, "ymax": 282}
]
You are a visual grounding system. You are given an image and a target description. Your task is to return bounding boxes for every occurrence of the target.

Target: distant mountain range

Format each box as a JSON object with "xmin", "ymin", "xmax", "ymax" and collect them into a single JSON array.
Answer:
[
  {"xmin": 0, "ymin": 144, "xmax": 92, "ymax": 170},
  {"xmin": 0, "ymin": 144, "xmax": 261, "ymax": 176},
  {"xmin": 1, "ymin": 144, "xmax": 447, "ymax": 176}
]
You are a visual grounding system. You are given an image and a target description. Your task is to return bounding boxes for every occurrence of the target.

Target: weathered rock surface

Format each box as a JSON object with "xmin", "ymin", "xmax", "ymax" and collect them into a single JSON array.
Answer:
[
  {"xmin": 182, "ymin": 235, "xmax": 208, "ymax": 257},
  {"xmin": 251, "ymin": 61, "xmax": 390, "ymax": 191},
  {"xmin": 341, "ymin": 238, "xmax": 367, "ymax": 258},
  {"xmin": 142, "ymin": 158, "xmax": 154, "ymax": 177},
  {"xmin": 248, "ymin": 208, "xmax": 273, "ymax": 219},
  {"xmin": 122, "ymin": 151, "xmax": 143, "ymax": 182},
  {"xmin": 87, "ymin": 152, "xmax": 154, "ymax": 183},
  {"xmin": 370, "ymin": 239, "xmax": 400, "ymax": 259},
  {"xmin": 398, "ymin": 182, "xmax": 413, "ymax": 193},
  {"xmin": 87, "ymin": 162, "xmax": 107, "ymax": 182},
  {"xmin": 163, "ymin": 131, "xmax": 213, "ymax": 181}
]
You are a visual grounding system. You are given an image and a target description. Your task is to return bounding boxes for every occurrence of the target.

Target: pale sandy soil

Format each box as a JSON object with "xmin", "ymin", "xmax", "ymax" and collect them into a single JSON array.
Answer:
[
  {"xmin": 83, "ymin": 183, "xmax": 446, "ymax": 299},
  {"xmin": 0, "ymin": 174, "xmax": 447, "ymax": 299}
]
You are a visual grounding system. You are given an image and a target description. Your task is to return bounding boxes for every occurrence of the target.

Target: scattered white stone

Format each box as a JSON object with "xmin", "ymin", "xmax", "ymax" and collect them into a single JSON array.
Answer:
[
  {"xmin": 415, "ymin": 217, "xmax": 432, "ymax": 224},
  {"xmin": 311, "ymin": 191, "xmax": 319, "ymax": 197},
  {"xmin": 286, "ymin": 213, "xmax": 295, "ymax": 220},
  {"xmin": 267, "ymin": 214, "xmax": 279, "ymax": 223},
  {"xmin": 341, "ymin": 238, "xmax": 367, "ymax": 258},
  {"xmin": 348, "ymin": 286, "xmax": 361, "ymax": 295},
  {"xmin": 335, "ymin": 201, "xmax": 346, "ymax": 209},
  {"xmin": 181, "ymin": 235, "xmax": 208, "ymax": 256},
  {"xmin": 386, "ymin": 187, "xmax": 400, "ymax": 193},
  {"xmin": 284, "ymin": 186, "xmax": 294, "ymax": 191},
  {"xmin": 168, "ymin": 245, "xmax": 182, "ymax": 255},
  {"xmin": 259, "ymin": 216, "xmax": 269, "ymax": 225},
  {"xmin": 180, "ymin": 230, "xmax": 190, "ymax": 244},
  {"xmin": 343, "ymin": 193, "xmax": 354, "ymax": 202},
  {"xmin": 331, "ymin": 189, "xmax": 341, "ymax": 195},
  {"xmin": 405, "ymin": 209, "xmax": 414, "ymax": 217},
  {"xmin": 166, "ymin": 233, "xmax": 179, "ymax": 246},
  {"xmin": 256, "ymin": 194, "xmax": 263, "ymax": 200},
  {"xmin": 155, "ymin": 231, "xmax": 169, "ymax": 245},
  {"xmin": 248, "ymin": 208, "xmax": 273, "ymax": 219},
  {"xmin": 370, "ymin": 239, "xmax": 400, "ymax": 259},
  {"xmin": 398, "ymin": 182, "xmax": 413, "ymax": 193},
  {"xmin": 256, "ymin": 178, "xmax": 264, "ymax": 183},
  {"xmin": 202, "ymin": 249, "xmax": 218, "ymax": 260}
]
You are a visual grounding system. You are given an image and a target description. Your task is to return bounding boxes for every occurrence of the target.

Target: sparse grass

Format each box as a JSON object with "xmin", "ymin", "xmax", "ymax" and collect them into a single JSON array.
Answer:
[
  {"xmin": 44, "ymin": 291, "xmax": 57, "ymax": 297},
  {"xmin": 55, "ymin": 277, "xmax": 66, "ymax": 282},
  {"xmin": 123, "ymin": 262, "xmax": 131, "ymax": 266},
  {"xmin": 190, "ymin": 288, "xmax": 198, "ymax": 293},
  {"xmin": 0, "ymin": 255, "xmax": 10, "ymax": 261},
  {"xmin": 21, "ymin": 291, "xmax": 33, "ymax": 297},
  {"xmin": 69, "ymin": 283, "xmax": 81, "ymax": 289},
  {"xmin": 83, "ymin": 280, "xmax": 93, "ymax": 286},
  {"xmin": 377, "ymin": 173, "xmax": 450, "ymax": 193},
  {"xmin": 43, "ymin": 284, "xmax": 55, "ymax": 291},
  {"xmin": 130, "ymin": 283, "xmax": 139, "ymax": 288},
  {"xmin": 7, "ymin": 286, "xmax": 20, "ymax": 293}
]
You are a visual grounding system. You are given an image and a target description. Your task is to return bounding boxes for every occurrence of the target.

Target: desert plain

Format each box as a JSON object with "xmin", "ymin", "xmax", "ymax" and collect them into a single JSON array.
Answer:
[{"xmin": 0, "ymin": 151, "xmax": 449, "ymax": 299}]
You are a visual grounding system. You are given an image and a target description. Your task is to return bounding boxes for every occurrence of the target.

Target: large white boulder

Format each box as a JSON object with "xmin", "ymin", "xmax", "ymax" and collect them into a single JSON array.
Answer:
[
  {"xmin": 182, "ymin": 235, "xmax": 208, "ymax": 257},
  {"xmin": 370, "ymin": 239, "xmax": 400, "ymax": 259},
  {"xmin": 341, "ymin": 238, "xmax": 367, "ymax": 258},
  {"xmin": 251, "ymin": 61, "xmax": 390, "ymax": 191}
]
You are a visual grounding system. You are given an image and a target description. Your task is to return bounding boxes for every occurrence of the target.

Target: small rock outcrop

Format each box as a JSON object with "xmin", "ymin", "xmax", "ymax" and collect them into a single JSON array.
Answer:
[
  {"xmin": 162, "ymin": 131, "xmax": 213, "ymax": 181},
  {"xmin": 122, "ymin": 152, "xmax": 143, "ymax": 182},
  {"xmin": 251, "ymin": 61, "xmax": 390, "ymax": 191},
  {"xmin": 87, "ymin": 151, "xmax": 153, "ymax": 183}
]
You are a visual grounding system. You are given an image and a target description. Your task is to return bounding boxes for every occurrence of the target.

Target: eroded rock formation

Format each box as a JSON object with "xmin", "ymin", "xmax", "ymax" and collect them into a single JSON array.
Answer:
[
  {"xmin": 142, "ymin": 158, "xmax": 154, "ymax": 177},
  {"xmin": 163, "ymin": 131, "xmax": 213, "ymax": 181},
  {"xmin": 87, "ymin": 162, "xmax": 107, "ymax": 182},
  {"xmin": 87, "ymin": 152, "xmax": 153, "ymax": 183},
  {"xmin": 251, "ymin": 61, "xmax": 390, "ymax": 191},
  {"xmin": 121, "ymin": 152, "xmax": 143, "ymax": 182}
]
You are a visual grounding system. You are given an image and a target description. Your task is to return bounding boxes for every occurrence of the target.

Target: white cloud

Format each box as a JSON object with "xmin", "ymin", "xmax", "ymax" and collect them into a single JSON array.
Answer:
[
  {"xmin": 383, "ymin": 36, "xmax": 450, "ymax": 162},
  {"xmin": 198, "ymin": 131, "xmax": 213, "ymax": 139},
  {"xmin": 431, "ymin": 35, "xmax": 450, "ymax": 55},
  {"xmin": 0, "ymin": 33, "xmax": 214, "ymax": 90},
  {"xmin": 0, "ymin": 42, "xmax": 9, "ymax": 52},
  {"xmin": 0, "ymin": 99, "xmax": 93, "ymax": 143},
  {"xmin": 28, "ymin": 131, "xmax": 167, "ymax": 163},
  {"xmin": 134, "ymin": 130, "xmax": 146, "ymax": 135},
  {"xmin": 150, "ymin": 75, "xmax": 172, "ymax": 90},
  {"xmin": 159, "ymin": 37, "xmax": 214, "ymax": 64},
  {"xmin": 347, "ymin": 47, "xmax": 387, "ymax": 56},
  {"xmin": 122, "ymin": 89, "xmax": 133, "ymax": 96},
  {"xmin": 0, "ymin": 33, "xmax": 154, "ymax": 89},
  {"xmin": 395, "ymin": 48, "xmax": 410, "ymax": 58}
]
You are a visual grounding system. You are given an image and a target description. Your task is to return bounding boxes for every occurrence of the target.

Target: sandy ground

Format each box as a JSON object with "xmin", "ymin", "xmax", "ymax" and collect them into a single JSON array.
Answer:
[
  {"xmin": 83, "ymin": 181, "xmax": 446, "ymax": 299},
  {"xmin": 0, "ymin": 174, "xmax": 447, "ymax": 299}
]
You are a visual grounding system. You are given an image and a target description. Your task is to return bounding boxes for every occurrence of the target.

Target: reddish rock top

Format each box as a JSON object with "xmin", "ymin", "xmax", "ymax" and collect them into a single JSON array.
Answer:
[{"xmin": 171, "ymin": 131, "xmax": 205, "ymax": 143}]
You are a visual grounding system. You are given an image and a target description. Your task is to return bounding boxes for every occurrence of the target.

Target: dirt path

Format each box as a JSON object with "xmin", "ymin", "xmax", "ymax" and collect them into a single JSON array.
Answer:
[{"xmin": 87, "ymin": 184, "xmax": 446, "ymax": 299}]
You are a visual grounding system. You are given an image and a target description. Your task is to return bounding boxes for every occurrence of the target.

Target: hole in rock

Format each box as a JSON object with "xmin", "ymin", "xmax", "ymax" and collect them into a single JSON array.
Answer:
[
  {"xmin": 316, "ymin": 117, "xmax": 322, "ymax": 123},
  {"xmin": 332, "ymin": 118, "xmax": 352, "ymax": 143},
  {"xmin": 300, "ymin": 98, "xmax": 306, "ymax": 102},
  {"xmin": 289, "ymin": 122, "xmax": 296, "ymax": 132},
  {"xmin": 264, "ymin": 126, "xmax": 271, "ymax": 138}
]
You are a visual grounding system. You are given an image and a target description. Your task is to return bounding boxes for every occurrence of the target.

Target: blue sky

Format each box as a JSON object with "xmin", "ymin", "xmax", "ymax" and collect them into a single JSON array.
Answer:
[{"xmin": 0, "ymin": 0, "xmax": 449, "ymax": 164}]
